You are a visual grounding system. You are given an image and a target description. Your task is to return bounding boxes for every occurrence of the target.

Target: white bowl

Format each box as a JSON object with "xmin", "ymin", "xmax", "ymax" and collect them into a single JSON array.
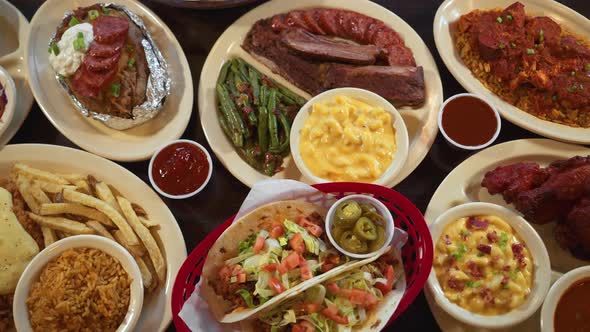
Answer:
[
  {"xmin": 427, "ymin": 202, "xmax": 551, "ymax": 329},
  {"xmin": 148, "ymin": 139, "xmax": 213, "ymax": 199},
  {"xmin": 540, "ymin": 266, "xmax": 590, "ymax": 332},
  {"xmin": 437, "ymin": 93, "xmax": 501, "ymax": 150},
  {"xmin": 325, "ymin": 194, "xmax": 395, "ymax": 259},
  {"xmin": 0, "ymin": 65, "xmax": 16, "ymax": 138},
  {"xmin": 290, "ymin": 88, "xmax": 409, "ymax": 186},
  {"xmin": 13, "ymin": 235, "xmax": 144, "ymax": 332}
]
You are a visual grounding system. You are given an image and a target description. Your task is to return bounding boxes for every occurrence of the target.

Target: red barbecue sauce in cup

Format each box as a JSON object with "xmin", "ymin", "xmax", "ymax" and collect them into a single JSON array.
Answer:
[{"xmin": 151, "ymin": 142, "xmax": 210, "ymax": 196}]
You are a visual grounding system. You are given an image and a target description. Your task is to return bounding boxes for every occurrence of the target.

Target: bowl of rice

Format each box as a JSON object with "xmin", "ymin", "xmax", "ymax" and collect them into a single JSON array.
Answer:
[{"xmin": 12, "ymin": 235, "xmax": 143, "ymax": 332}]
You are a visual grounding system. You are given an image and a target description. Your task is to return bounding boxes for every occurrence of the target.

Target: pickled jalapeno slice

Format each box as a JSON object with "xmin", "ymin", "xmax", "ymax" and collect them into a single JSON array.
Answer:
[
  {"xmin": 369, "ymin": 225, "xmax": 386, "ymax": 252},
  {"xmin": 334, "ymin": 200, "xmax": 362, "ymax": 228},
  {"xmin": 339, "ymin": 231, "xmax": 368, "ymax": 254},
  {"xmin": 353, "ymin": 217, "xmax": 378, "ymax": 241}
]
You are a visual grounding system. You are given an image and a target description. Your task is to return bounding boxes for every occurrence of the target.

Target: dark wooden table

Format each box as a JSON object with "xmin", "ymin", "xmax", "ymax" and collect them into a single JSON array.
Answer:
[{"xmin": 8, "ymin": 0, "xmax": 590, "ymax": 331}]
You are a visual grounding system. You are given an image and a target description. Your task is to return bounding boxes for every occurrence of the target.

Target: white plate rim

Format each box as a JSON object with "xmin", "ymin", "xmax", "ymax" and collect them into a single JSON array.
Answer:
[
  {"xmin": 433, "ymin": 0, "xmax": 590, "ymax": 144},
  {"xmin": 25, "ymin": 0, "xmax": 194, "ymax": 162},
  {"xmin": 0, "ymin": 143, "xmax": 188, "ymax": 332},
  {"xmin": 424, "ymin": 138, "xmax": 590, "ymax": 332},
  {"xmin": 198, "ymin": 0, "xmax": 443, "ymax": 188},
  {"xmin": 0, "ymin": 0, "xmax": 34, "ymax": 147}
]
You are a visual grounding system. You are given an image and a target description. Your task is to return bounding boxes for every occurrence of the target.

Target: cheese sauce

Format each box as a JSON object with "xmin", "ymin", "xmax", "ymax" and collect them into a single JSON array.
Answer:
[
  {"xmin": 49, "ymin": 23, "xmax": 94, "ymax": 77},
  {"xmin": 299, "ymin": 96, "xmax": 396, "ymax": 182},
  {"xmin": 434, "ymin": 215, "xmax": 533, "ymax": 315}
]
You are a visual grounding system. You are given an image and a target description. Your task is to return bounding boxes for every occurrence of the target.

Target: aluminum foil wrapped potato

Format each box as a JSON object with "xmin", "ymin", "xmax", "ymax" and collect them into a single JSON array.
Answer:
[{"xmin": 48, "ymin": 3, "xmax": 170, "ymax": 130}]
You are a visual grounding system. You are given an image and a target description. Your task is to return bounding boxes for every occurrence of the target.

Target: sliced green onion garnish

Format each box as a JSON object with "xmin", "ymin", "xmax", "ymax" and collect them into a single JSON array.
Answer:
[
  {"xmin": 127, "ymin": 58, "xmax": 136, "ymax": 67},
  {"xmin": 506, "ymin": 14, "xmax": 513, "ymax": 20},
  {"xmin": 526, "ymin": 48, "xmax": 535, "ymax": 55},
  {"xmin": 496, "ymin": 17, "xmax": 503, "ymax": 23},
  {"xmin": 126, "ymin": 44, "xmax": 134, "ymax": 53},
  {"xmin": 77, "ymin": 32, "xmax": 84, "ymax": 39},
  {"xmin": 88, "ymin": 10, "xmax": 100, "ymax": 20},
  {"xmin": 68, "ymin": 16, "xmax": 80, "ymax": 27},
  {"xmin": 73, "ymin": 38, "xmax": 85, "ymax": 51},
  {"xmin": 235, "ymin": 289, "xmax": 255, "ymax": 308},
  {"xmin": 102, "ymin": 7, "xmax": 111, "ymax": 14},
  {"xmin": 111, "ymin": 83, "xmax": 121, "ymax": 97},
  {"xmin": 51, "ymin": 43, "xmax": 60, "ymax": 56}
]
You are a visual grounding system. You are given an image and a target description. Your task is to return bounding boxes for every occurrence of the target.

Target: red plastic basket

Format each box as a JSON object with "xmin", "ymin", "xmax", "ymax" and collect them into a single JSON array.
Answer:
[{"xmin": 172, "ymin": 182, "xmax": 433, "ymax": 331}]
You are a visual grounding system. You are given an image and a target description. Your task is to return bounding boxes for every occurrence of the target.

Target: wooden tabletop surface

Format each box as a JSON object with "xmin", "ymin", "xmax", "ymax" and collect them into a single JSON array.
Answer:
[{"xmin": 7, "ymin": 0, "xmax": 590, "ymax": 331}]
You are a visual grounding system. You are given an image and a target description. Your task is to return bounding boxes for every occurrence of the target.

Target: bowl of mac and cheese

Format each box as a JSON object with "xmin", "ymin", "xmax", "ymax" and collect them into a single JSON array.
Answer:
[
  {"xmin": 427, "ymin": 202, "xmax": 551, "ymax": 329},
  {"xmin": 290, "ymin": 88, "xmax": 409, "ymax": 185}
]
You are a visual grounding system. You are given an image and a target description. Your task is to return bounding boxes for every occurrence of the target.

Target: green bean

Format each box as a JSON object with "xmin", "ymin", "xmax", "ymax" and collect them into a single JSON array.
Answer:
[
  {"xmin": 230, "ymin": 59, "xmax": 248, "ymax": 82},
  {"xmin": 270, "ymin": 111, "xmax": 290, "ymax": 153},
  {"xmin": 267, "ymin": 89, "xmax": 280, "ymax": 151},
  {"xmin": 218, "ymin": 109, "xmax": 232, "ymax": 138},
  {"xmin": 216, "ymin": 83, "xmax": 244, "ymax": 147},
  {"xmin": 240, "ymin": 146, "xmax": 261, "ymax": 170},
  {"xmin": 217, "ymin": 61, "xmax": 231, "ymax": 87},
  {"xmin": 277, "ymin": 84, "xmax": 306, "ymax": 106},
  {"xmin": 226, "ymin": 72, "xmax": 239, "ymax": 97},
  {"xmin": 258, "ymin": 106, "xmax": 269, "ymax": 154},
  {"xmin": 236, "ymin": 58, "xmax": 250, "ymax": 80},
  {"xmin": 264, "ymin": 154, "xmax": 276, "ymax": 176},
  {"xmin": 277, "ymin": 91, "xmax": 297, "ymax": 106},
  {"xmin": 260, "ymin": 85, "xmax": 268, "ymax": 108},
  {"xmin": 248, "ymin": 68, "xmax": 261, "ymax": 106}
]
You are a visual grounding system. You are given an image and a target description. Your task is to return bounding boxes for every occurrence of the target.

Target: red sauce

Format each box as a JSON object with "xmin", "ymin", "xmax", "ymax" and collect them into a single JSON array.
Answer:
[
  {"xmin": 152, "ymin": 142, "xmax": 210, "ymax": 196},
  {"xmin": 554, "ymin": 277, "xmax": 590, "ymax": 332},
  {"xmin": 441, "ymin": 96, "xmax": 498, "ymax": 147}
]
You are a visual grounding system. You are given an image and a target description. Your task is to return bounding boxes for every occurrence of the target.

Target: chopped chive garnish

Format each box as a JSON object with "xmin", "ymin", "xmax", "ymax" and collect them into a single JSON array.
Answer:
[
  {"xmin": 526, "ymin": 48, "xmax": 535, "ymax": 55},
  {"xmin": 51, "ymin": 43, "xmax": 60, "ymax": 56},
  {"xmin": 111, "ymin": 83, "xmax": 121, "ymax": 97},
  {"xmin": 496, "ymin": 17, "xmax": 503, "ymax": 23},
  {"xmin": 73, "ymin": 38, "xmax": 85, "ymax": 51},
  {"xmin": 467, "ymin": 280, "xmax": 483, "ymax": 288},
  {"xmin": 127, "ymin": 58, "xmax": 136, "ymax": 67},
  {"xmin": 68, "ymin": 16, "xmax": 80, "ymax": 27},
  {"xmin": 88, "ymin": 9, "xmax": 100, "ymax": 20}
]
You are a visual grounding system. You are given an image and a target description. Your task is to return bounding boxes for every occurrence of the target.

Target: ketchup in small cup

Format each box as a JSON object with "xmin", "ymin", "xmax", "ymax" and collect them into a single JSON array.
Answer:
[
  {"xmin": 438, "ymin": 93, "xmax": 501, "ymax": 150},
  {"xmin": 148, "ymin": 140, "xmax": 212, "ymax": 199}
]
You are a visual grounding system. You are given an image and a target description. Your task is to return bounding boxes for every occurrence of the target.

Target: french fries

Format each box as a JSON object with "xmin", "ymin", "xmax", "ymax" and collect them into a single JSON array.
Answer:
[
  {"xmin": 117, "ymin": 196, "xmax": 166, "ymax": 284},
  {"xmin": 28, "ymin": 213, "xmax": 96, "ymax": 235},
  {"xmin": 40, "ymin": 203, "xmax": 113, "ymax": 227},
  {"xmin": 9, "ymin": 163, "xmax": 166, "ymax": 292},
  {"xmin": 63, "ymin": 189, "xmax": 139, "ymax": 245}
]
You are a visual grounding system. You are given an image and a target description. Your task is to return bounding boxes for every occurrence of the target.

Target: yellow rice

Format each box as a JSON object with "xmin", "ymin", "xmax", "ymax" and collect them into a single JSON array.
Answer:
[{"xmin": 27, "ymin": 248, "xmax": 131, "ymax": 332}]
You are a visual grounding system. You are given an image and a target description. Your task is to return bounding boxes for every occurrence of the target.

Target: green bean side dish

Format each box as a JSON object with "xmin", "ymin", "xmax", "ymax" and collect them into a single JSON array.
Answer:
[{"xmin": 216, "ymin": 58, "xmax": 307, "ymax": 176}]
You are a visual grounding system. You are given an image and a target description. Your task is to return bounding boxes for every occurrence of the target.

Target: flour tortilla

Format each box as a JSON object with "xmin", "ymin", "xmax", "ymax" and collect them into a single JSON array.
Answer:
[
  {"xmin": 201, "ymin": 200, "xmax": 388, "ymax": 323},
  {"xmin": 240, "ymin": 246, "xmax": 406, "ymax": 331}
]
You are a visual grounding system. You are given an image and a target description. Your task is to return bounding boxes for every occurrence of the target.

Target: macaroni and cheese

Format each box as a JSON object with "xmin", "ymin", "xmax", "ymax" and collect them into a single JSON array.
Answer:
[
  {"xmin": 434, "ymin": 215, "xmax": 533, "ymax": 315},
  {"xmin": 299, "ymin": 96, "xmax": 396, "ymax": 182}
]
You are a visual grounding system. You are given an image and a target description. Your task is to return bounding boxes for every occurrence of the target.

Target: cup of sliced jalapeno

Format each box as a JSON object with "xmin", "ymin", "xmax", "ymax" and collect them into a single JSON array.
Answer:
[{"xmin": 326, "ymin": 195, "xmax": 394, "ymax": 259}]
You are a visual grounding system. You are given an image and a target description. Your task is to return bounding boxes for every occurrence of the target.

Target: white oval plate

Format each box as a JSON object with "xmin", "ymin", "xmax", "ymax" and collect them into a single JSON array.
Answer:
[
  {"xmin": 25, "ymin": 0, "xmax": 193, "ymax": 162},
  {"xmin": 0, "ymin": 144, "xmax": 187, "ymax": 332},
  {"xmin": 199, "ymin": 0, "xmax": 443, "ymax": 188},
  {"xmin": 424, "ymin": 138, "xmax": 590, "ymax": 332},
  {"xmin": 434, "ymin": 0, "xmax": 590, "ymax": 145},
  {"xmin": 0, "ymin": 0, "xmax": 34, "ymax": 147}
]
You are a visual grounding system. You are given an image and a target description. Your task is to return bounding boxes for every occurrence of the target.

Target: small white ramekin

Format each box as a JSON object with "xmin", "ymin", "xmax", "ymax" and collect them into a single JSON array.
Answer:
[
  {"xmin": 438, "ymin": 93, "xmax": 501, "ymax": 150},
  {"xmin": 0, "ymin": 65, "xmax": 16, "ymax": 137},
  {"xmin": 13, "ymin": 235, "xmax": 144, "ymax": 332},
  {"xmin": 290, "ymin": 87, "xmax": 409, "ymax": 186},
  {"xmin": 427, "ymin": 202, "xmax": 551, "ymax": 329},
  {"xmin": 540, "ymin": 266, "xmax": 590, "ymax": 332},
  {"xmin": 326, "ymin": 194, "xmax": 395, "ymax": 259},
  {"xmin": 148, "ymin": 139, "xmax": 213, "ymax": 199}
]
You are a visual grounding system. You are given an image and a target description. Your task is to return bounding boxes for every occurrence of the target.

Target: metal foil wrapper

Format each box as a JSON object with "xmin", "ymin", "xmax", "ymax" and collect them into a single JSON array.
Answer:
[{"xmin": 50, "ymin": 3, "xmax": 171, "ymax": 130}]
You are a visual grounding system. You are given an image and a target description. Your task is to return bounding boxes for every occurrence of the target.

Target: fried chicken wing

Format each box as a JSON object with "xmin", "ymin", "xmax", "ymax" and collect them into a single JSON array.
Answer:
[{"xmin": 481, "ymin": 162, "xmax": 549, "ymax": 203}]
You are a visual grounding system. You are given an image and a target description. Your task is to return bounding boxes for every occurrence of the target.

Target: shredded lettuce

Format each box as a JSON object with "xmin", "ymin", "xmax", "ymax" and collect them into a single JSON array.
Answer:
[
  {"xmin": 304, "ymin": 285, "xmax": 326, "ymax": 305},
  {"xmin": 282, "ymin": 310, "xmax": 297, "ymax": 326},
  {"xmin": 242, "ymin": 255, "xmax": 263, "ymax": 274},
  {"xmin": 238, "ymin": 234, "xmax": 257, "ymax": 254},
  {"xmin": 224, "ymin": 251, "xmax": 255, "ymax": 266},
  {"xmin": 255, "ymin": 271, "xmax": 275, "ymax": 298},
  {"xmin": 278, "ymin": 236, "xmax": 288, "ymax": 246},
  {"xmin": 235, "ymin": 289, "xmax": 255, "ymax": 308}
]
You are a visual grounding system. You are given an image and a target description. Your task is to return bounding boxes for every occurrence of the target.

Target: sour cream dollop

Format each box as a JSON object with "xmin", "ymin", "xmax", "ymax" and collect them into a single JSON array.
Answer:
[{"xmin": 49, "ymin": 23, "xmax": 94, "ymax": 77}]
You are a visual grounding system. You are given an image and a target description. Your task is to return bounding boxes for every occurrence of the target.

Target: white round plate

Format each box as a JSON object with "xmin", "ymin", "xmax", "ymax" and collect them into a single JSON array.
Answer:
[
  {"xmin": 0, "ymin": 0, "xmax": 34, "ymax": 147},
  {"xmin": 424, "ymin": 138, "xmax": 590, "ymax": 332},
  {"xmin": 0, "ymin": 144, "xmax": 187, "ymax": 332},
  {"xmin": 434, "ymin": 0, "xmax": 590, "ymax": 144},
  {"xmin": 199, "ymin": 0, "xmax": 443, "ymax": 188},
  {"xmin": 25, "ymin": 0, "xmax": 193, "ymax": 162}
]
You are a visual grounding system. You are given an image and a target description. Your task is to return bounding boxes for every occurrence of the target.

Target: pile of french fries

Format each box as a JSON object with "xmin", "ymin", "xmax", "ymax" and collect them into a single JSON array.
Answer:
[{"xmin": 9, "ymin": 163, "xmax": 165, "ymax": 291}]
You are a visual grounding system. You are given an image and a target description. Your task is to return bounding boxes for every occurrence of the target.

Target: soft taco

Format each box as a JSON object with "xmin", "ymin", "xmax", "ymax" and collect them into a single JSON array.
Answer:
[
  {"xmin": 241, "ymin": 250, "xmax": 403, "ymax": 332},
  {"xmin": 202, "ymin": 200, "xmax": 384, "ymax": 323}
]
